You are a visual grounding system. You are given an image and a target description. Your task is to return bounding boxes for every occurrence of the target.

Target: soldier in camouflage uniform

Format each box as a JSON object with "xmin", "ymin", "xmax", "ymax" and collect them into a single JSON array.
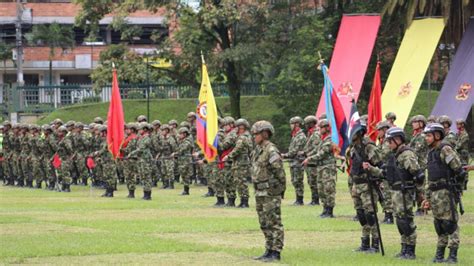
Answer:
[
  {"xmin": 349, "ymin": 123, "xmax": 382, "ymax": 253},
  {"xmin": 282, "ymin": 116, "xmax": 306, "ymax": 205},
  {"xmin": 304, "ymin": 119, "xmax": 336, "ymax": 218},
  {"xmin": 20, "ymin": 125, "xmax": 33, "ymax": 187},
  {"xmin": 2, "ymin": 121, "xmax": 14, "ymax": 186},
  {"xmin": 73, "ymin": 122, "xmax": 90, "ymax": 186},
  {"xmin": 92, "ymin": 124, "xmax": 105, "ymax": 187},
  {"xmin": 93, "ymin": 125, "xmax": 117, "ymax": 197},
  {"xmin": 455, "ymin": 119, "xmax": 470, "ymax": 166},
  {"xmin": 365, "ymin": 127, "xmax": 424, "ymax": 259},
  {"xmin": 137, "ymin": 115, "xmax": 147, "ymax": 123},
  {"xmin": 409, "ymin": 115, "xmax": 429, "ymax": 216},
  {"xmin": 423, "ymin": 123, "xmax": 466, "ymax": 263},
  {"xmin": 158, "ymin": 124, "xmax": 176, "ymax": 189},
  {"xmin": 30, "ymin": 125, "xmax": 46, "ymax": 189},
  {"xmin": 150, "ymin": 120, "xmax": 162, "ymax": 186},
  {"xmin": 169, "ymin": 119, "xmax": 180, "ymax": 183},
  {"xmin": 174, "ymin": 127, "xmax": 194, "ymax": 195},
  {"xmin": 121, "ymin": 123, "xmax": 139, "ymax": 198},
  {"xmin": 385, "ymin": 112, "xmax": 397, "ymax": 127},
  {"xmin": 220, "ymin": 116, "xmax": 238, "ymax": 207},
  {"xmin": 224, "ymin": 118, "xmax": 253, "ymax": 208},
  {"xmin": 301, "ymin": 115, "xmax": 320, "ymax": 205},
  {"xmin": 428, "ymin": 115, "xmax": 438, "ymax": 124},
  {"xmin": 251, "ymin": 121, "xmax": 286, "ymax": 262},
  {"xmin": 438, "ymin": 115, "xmax": 457, "ymax": 147},
  {"xmin": 376, "ymin": 121, "xmax": 394, "ymax": 224},
  {"xmin": 11, "ymin": 125, "xmax": 22, "ymax": 186},
  {"xmin": 129, "ymin": 123, "xmax": 154, "ymax": 200},
  {"xmin": 213, "ymin": 119, "xmax": 228, "ymax": 205},
  {"xmin": 42, "ymin": 125, "xmax": 57, "ymax": 190},
  {"xmin": 54, "ymin": 126, "xmax": 73, "ymax": 192}
]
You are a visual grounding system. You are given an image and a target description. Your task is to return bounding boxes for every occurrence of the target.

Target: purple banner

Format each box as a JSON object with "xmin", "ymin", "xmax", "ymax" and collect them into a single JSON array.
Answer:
[{"xmin": 431, "ymin": 18, "xmax": 474, "ymax": 131}]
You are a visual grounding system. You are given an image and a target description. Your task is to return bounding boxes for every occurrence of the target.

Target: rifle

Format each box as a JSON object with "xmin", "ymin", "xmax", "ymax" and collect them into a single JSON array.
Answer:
[
  {"xmin": 447, "ymin": 170, "xmax": 466, "ymax": 216},
  {"xmin": 366, "ymin": 170, "xmax": 385, "ymax": 256}
]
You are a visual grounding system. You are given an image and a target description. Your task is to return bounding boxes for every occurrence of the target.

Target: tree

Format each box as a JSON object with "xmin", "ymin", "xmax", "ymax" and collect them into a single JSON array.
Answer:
[
  {"xmin": 26, "ymin": 22, "xmax": 75, "ymax": 85},
  {"xmin": 0, "ymin": 41, "xmax": 13, "ymax": 77}
]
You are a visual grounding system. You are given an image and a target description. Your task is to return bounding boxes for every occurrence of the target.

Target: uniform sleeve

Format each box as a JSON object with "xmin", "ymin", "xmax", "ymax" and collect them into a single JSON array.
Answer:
[
  {"xmin": 308, "ymin": 139, "xmax": 331, "ymax": 162},
  {"xmin": 402, "ymin": 151, "xmax": 421, "ymax": 174},
  {"xmin": 269, "ymin": 147, "xmax": 286, "ymax": 193},
  {"xmin": 366, "ymin": 143, "xmax": 381, "ymax": 166},
  {"xmin": 441, "ymin": 145, "xmax": 462, "ymax": 171},
  {"xmin": 227, "ymin": 136, "xmax": 244, "ymax": 159},
  {"xmin": 455, "ymin": 133, "xmax": 469, "ymax": 151},
  {"xmin": 287, "ymin": 134, "xmax": 306, "ymax": 158},
  {"xmin": 306, "ymin": 134, "xmax": 321, "ymax": 157}
]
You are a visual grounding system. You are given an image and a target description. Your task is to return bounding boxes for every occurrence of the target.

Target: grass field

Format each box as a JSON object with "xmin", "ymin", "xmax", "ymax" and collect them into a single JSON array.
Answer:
[{"xmin": 1, "ymin": 168, "xmax": 473, "ymax": 265}]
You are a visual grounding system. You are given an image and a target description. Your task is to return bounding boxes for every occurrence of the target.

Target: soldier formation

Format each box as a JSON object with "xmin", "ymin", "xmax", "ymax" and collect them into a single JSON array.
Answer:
[{"xmin": 0, "ymin": 111, "xmax": 470, "ymax": 263}]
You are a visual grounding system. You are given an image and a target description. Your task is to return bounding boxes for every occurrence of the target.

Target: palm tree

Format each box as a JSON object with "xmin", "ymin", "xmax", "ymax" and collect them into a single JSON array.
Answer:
[
  {"xmin": 0, "ymin": 41, "xmax": 13, "ymax": 78},
  {"xmin": 383, "ymin": 0, "xmax": 474, "ymax": 45},
  {"xmin": 26, "ymin": 22, "xmax": 75, "ymax": 85}
]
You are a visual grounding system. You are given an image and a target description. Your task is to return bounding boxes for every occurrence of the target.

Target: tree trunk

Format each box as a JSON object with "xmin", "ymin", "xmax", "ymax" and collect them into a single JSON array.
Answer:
[
  {"xmin": 226, "ymin": 60, "xmax": 241, "ymax": 118},
  {"xmin": 49, "ymin": 59, "xmax": 53, "ymax": 85}
]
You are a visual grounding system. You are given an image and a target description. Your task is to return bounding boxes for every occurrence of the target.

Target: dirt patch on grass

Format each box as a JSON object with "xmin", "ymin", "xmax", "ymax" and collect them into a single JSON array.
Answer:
[{"xmin": 0, "ymin": 223, "xmax": 101, "ymax": 236}]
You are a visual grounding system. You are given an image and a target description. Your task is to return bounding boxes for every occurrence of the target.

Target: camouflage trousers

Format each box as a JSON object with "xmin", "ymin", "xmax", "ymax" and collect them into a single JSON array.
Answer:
[
  {"xmin": 352, "ymin": 181, "xmax": 379, "ymax": 238},
  {"xmin": 151, "ymin": 159, "xmax": 160, "ymax": 185},
  {"xmin": 232, "ymin": 163, "xmax": 250, "ymax": 199},
  {"xmin": 317, "ymin": 166, "xmax": 336, "ymax": 208},
  {"xmin": 124, "ymin": 159, "xmax": 139, "ymax": 191},
  {"xmin": 290, "ymin": 166, "xmax": 305, "ymax": 197},
  {"xmin": 11, "ymin": 153, "xmax": 20, "ymax": 181},
  {"xmin": 115, "ymin": 158, "xmax": 125, "ymax": 183},
  {"xmin": 139, "ymin": 158, "xmax": 153, "ymax": 192},
  {"xmin": 31, "ymin": 157, "xmax": 46, "ymax": 184},
  {"xmin": 179, "ymin": 161, "xmax": 193, "ymax": 186},
  {"xmin": 74, "ymin": 154, "xmax": 89, "ymax": 182},
  {"xmin": 57, "ymin": 158, "xmax": 72, "ymax": 185},
  {"xmin": 204, "ymin": 163, "xmax": 215, "ymax": 190},
  {"xmin": 102, "ymin": 159, "xmax": 117, "ymax": 188},
  {"xmin": 305, "ymin": 166, "xmax": 318, "ymax": 197},
  {"xmin": 224, "ymin": 164, "xmax": 236, "ymax": 199},
  {"xmin": 43, "ymin": 157, "xmax": 55, "ymax": 184},
  {"xmin": 392, "ymin": 189, "xmax": 417, "ymax": 245},
  {"xmin": 19, "ymin": 155, "xmax": 30, "ymax": 183},
  {"xmin": 93, "ymin": 161, "xmax": 103, "ymax": 184},
  {"xmin": 256, "ymin": 196, "xmax": 284, "ymax": 252},
  {"xmin": 428, "ymin": 189, "xmax": 460, "ymax": 248},
  {"xmin": 161, "ymin": 159, "xmax": 175, "ymax": 183},
  {"xmin": 214, "ymin": 165, "xmax": 226, "ymax": 197},
  {"xmin": 381, "ymin": 179, "xmax": 393, "ymax": 213},
  {"xmin": 415, "ymin": 179, "xmax": 426, "ymax": 210}
]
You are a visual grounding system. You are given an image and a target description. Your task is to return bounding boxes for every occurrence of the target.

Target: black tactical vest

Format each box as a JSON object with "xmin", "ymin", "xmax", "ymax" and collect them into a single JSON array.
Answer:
[
  {"xmin": 350, "ymin": 146, "xmax": 365, "ymax": 176},
  {"xmin": 427, "ymin": 144, "xmax": 452, "ymax": 182},
  {"xmin": 385, "ymin": 146, "xmax": 414, "ymax": 186}
]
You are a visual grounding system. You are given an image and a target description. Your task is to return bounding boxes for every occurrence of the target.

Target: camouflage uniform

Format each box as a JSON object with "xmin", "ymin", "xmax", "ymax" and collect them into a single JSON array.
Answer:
[
  {"xmin": 43, "ymin": 130, "xmax": 57, "ymax": 189},
  {"xmin": 409, "ymin": 129, "xmax": 429, "ymax": 214},
  {"xmin": 304, "ymin": 126, "xmax": 321, "ymax": 204},
  {"xmin": 122, "ymin": 131, "xmax": 139, "ymax": 193},
  {"xmin": 227, "ymin": 128, "xmax": 253, "ymax": 207},
  {"xmin": 455, "ymin": 129, "xmax": 469, "ymax": 165},
  {"xmin": 444, "ymin": 131, "xmax": 458, "ymax": 147},
  {"xmin": 73, "ymin": 128, "xmax": 90, "ymax": 185},
  {"xmin": 252, "ymin": 137, "xmax": 286, "ymax": 259},
  {"xmin": 378, "ymin": 137, "xmax": 394, "ymax": 217},
  {"xmin": 19, "ymin": 130, "xmax": 32, "ymax": 186},
  {"xmin": 151, "ymin": 128, "xmax": 162, "ymax": 186},
  {"xmin": 309, "ymin": 132, "xmax": 336, "ymax": 216},
  {"xmin": 30, "ymin": 130, "xmax": 46, "ymax": 187},
  {"xmin": 176, "ymin": 133, "xmax": 194, "ymax": 187},
  {"xmin": 214, "ymin": 128, "xmax": 227, "ymax": 201},
  {"xmin": 2, "ymin": 125, "xmax": 13, "ymax": 185},
  {"xmin": 158, "ymin": 129, "xmax": 176, "ymax": 188},
  {"xmin": 220, "ymin": 127, "xmax": 238, "ymax": 205},
  {"xmin": 285, "ymin": 128, "xmax": 306, "ymax": 201},
  {"xmin": 96, "ymin": 132, "xmax": 117, "ymax": 196},
  {"xmin": 54, "ymin": 130, "xmax": 74, "ymax": 191},
  {"xmin": 129, "ymin": 131, "xmax": 154, "ymax": 194}
]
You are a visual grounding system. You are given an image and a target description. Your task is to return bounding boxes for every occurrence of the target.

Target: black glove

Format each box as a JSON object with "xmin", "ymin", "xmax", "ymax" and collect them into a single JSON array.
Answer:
[{"xmin": 415, "ymin": 171, "xmax": 425, "ymax": 185}]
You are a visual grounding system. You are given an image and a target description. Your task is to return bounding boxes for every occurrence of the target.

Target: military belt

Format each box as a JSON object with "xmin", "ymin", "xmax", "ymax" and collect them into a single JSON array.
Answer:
[
  {"xmin": 390, "ymin": 183, "xmax": 415, "ymax": 191},
  {"xmin": 428, "ymin": 182, "xmax": 449, "ymax": 191},
  {"xmin": 353, "ymin": 178, "xmax": 368, "ymax": 185}
]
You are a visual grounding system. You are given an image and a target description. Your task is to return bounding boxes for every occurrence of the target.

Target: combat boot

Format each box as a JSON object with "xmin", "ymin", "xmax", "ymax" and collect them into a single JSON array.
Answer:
[
  {"xmin": 72, "ymin": 178, "xmax": 78, "ymax": 185},
  {"xmin": 127, "ymin": 190, "xmax": 135, "ymax": 198},
  {"xmin": 319, "ymin": 207, "xmax": 328, "ymax": 218},
  {"xmin": 293, "ymin": 196, "xmax": 304, "ymax": 206},
  {"xmin": 101, "ymin": 187, "xmax": 112, "ymax": 197},
  {"xmin": 432, "ymin": 246, "xmax": 446, "ymax": 263},
  {"xmin": 169, "ymin": 181, "xmax": 175, "ymax": 189},
  {"xmin": 28, "ymin": 180, "xmax": 34, "ymax": 188},
  {"xmin": 263, "ymin": 250, "xmax": 281, "ymax": 262},
  {"xmin": 402, "ymin": 245, "xmax": 416, "ymax": 260},
  {"xmin": 445, "ymin": 247, "xmax": 458, "ymax": 264},
  {"xmin": 181, "ymin": 185, "xmax": 190, "ymax": 195},
  {"xmin": 214, "ymin": 196, "xmax": 225, "ymax": 207},
  {"xmin": 82, "ymin": 177, "xmax": 88, "ymax": 186},
  {"xmin": 238, "ymin": 197, "xmax": 249, "ymax": 208},
  {"xmin": 48, "ymin": 181, "xmax": 55, "ymax": 190},
  {"xmin": 161, "ymin": 180, "xmax": 169, "ymax": 189},
  {"xmin": 226, "ymin": 197, "xmax": 236, "ymax": 207},
  {"xmin": 36, "ymin": 181, "xmax": 42, "ymax": 189},
  {"xmin": 325, "ymin": 207, "xmax": 334, "ymax": 218},
  {"xmin": 203, "ymin": 187, "xmax": 215, "ymax": 197},
  {"xmin": 63, "ymin": 184, "xmax": 71, "ymax": 192},
  {"xmin": 354, "ymin": 237, "xmax": 370, "ymax": 252},
  {"xmin": 395, "ymin": 243, "xmax": 407, "ymax": 258},
  {"xmin": 309, "ymin": 194, "xmax": 320, "ymax": 205},
  {"xmin": 370, "ymin": 238, "xmax": 380, "ymax": 253},
  {"xmin": 254, "ymin": 249, "xmax": 271, "ymax": 260},
  {"xmin": 142, "ymin": 191, "xmax": 152, "ymax": 200},
  {"xmin": 383, "ymin": 212, "xmax": 394, "ymax": 224}
]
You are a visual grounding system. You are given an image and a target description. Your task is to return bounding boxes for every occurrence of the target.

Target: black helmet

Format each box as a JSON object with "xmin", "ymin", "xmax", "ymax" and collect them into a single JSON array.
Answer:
[
  {"xmin": 385, "ymin": 127, "xmax": 406, "ymax": 142},
  {"xmin": 424, "ymin": 123, "xmax": 445, "ymax": 139}
]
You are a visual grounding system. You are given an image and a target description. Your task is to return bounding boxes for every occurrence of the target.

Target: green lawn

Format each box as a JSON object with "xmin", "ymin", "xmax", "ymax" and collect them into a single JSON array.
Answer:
[{"xmin": 1, "ymin": 167, "xmax": 472, "ymax": 265}]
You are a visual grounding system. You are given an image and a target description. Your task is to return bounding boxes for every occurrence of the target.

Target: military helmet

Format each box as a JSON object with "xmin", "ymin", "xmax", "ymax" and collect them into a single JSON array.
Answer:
[
  {"xmin": 0, "ymin": 125, "xmax": 4, "ymax": 131},
  {"xmin": 456, "ymin": 118, "xmax": 466, "ymax": 125},
  {"xmin": 168, "ymin": 119, "xmax": 178, "ymax": 126},
  {"xmin": 318, "ymin": 113, "xmax": 327, "ymax": 120},
  {"xmin": 65, "ymin": 120, "xmax": 75, "ymax": 128},
  {"xmin": 179, "ymin": 121, "xmax": 191, "ymax": 129},
  {"xmin": 235, "ymin": 118, "xmax": 250, "ymax": 129},
  {"xmin": 318, "ymin": 119, "xmax": 330, "ymax": 128},
  {"xmin": 224, "ymin": 116, "xmax": 235, "ymax": 125},
  {"xmin": 424, "ymin": 123, "xmax": 445, "ymax": 139},
  {"xmin": 385, "ymin": 112, "xmax": 397, "ymax": 120},
  {"xmin": 251, "ymin": 120, "xmax": 275, "ymax": 136},
  {"xmin": 438, "ymin": 115, "xmax": 452, "ymax": 127},
  {"xmin": 427, "ymin": 115, "xmax": 437, "ymax": 123},
  {"xmin": 98, "ymin": 125, "xmax": 107, "ymax": 132},
  {"xmin": 218, "ymin": 117, "xmax": 225, "ymax": 125},
  {"xmin": 137, "ymin": 115, "xmax": 147, "ymax": 122},
  {"xmin": 128, "ymin": 123, "xmax": 138, "ymax": 131},
  {"xmin": 385, "ymin": 127, "xmax": 406, "ymax": 142},
  {"xmin": 58, "ymin": 126, "xmax": 68, "ymax": 132},
  {"xmin": 303, "ymin": 115, "xmax": 317, "ymax": 125},
  {"xmin": 187, "ymin": 112, "xmax": 196, "ymax": 119},
  {"xmin": 350, "ymin": 124, "xmax": 367, "ymax": 141},
  {"xmin": 410, "ymin": 115, "xmax": 427, "ymax": 125},
  {"xmin": 75, "ymin": 122, "xmax": 84, "ymax": 128},
  {"xmin": 178, "ymin": 127, "xmax": 190, "ymax": 135},
  {"xmin": 93, "ymin": 117, "xmax": 104, "ymax": 124},
  {"xmin": 139, "ymin": 122, "xmax": 151, "ymax": 130},
  {"xmin": 42, "ymin": 124, "xmax": 51, "ymax": 131},
  {"xmin": 376, "ymin": 121, "xmax": 390, "ymax": 130},
  {"xmin": 290, "ymin": 116, "xmax": 303, "ymax": 125},
  {"xmin": 53, "ymin": 118, "xmax": 63, "ymax": 125},
  {"xmin": 161, "ymin": 124, "xmax": 170, "ymax": 131},
  {"xmin": 151, "ymin": 120, "xmax": 162, "ymax": 127},
  {"xmin": 3, "ymin": 120, "xmax": 11, "ymax": 127}
]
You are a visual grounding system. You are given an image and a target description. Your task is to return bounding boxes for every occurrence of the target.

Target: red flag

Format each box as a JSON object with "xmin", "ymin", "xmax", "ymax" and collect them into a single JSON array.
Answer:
[
  {"xmin": 367, "ymin": 61, "xmax": 382, "ymax": 142},
  {"xmin": 86, "ymin": 157, "xmax": 96, "ymax": 169},
  {"xmin": 107, "ymin": 68, "xmax": 125, "ymax": 159},
  {"xmin": 52, "ymin": 153, "xmax": 61, "ymax": 169}
]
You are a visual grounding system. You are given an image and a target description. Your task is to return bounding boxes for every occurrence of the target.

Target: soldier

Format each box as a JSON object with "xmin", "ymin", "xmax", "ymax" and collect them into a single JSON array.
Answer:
[
  {"xmin": 121, "ymin": 123, "xmax": 139, "ymax": 198},
  {"xmin": 251, "ymin": 121, "xmax": 286, "ymax": 262},
  {"xmin": 364, "ymin": 127, "xmax": 424, "ymax": 259},
  {"xmin": 427, "ymin": 115, "xmax": 438, "ymax": 124},
  {"xmin": 422, "ymin": 123, "xmax": 466, "ymax": 263},
  {"xmin": 11, "ymin": 124, "xmax": 21, "ymax": 186},
  {"xmin": 385, "ymin": 112, "xmax": 397, "ymax": 127},
  {"xmin": 304, "ymin": 119, "xmax": 337, "ymax": 217},
  {"xmin": 409, "ymin": 115, "xmax": 429, "ymax": 216},
  {"xmin": 158, "ymin": 124, "xmax": 176, "ymax": 189},
  {"xmin": 2, "ymin": 121, "xmax": 13, "ymax": 186},
  {"xmin": 128, "ymin": 123, "xmax": 154, "ymax": 200},
  {"xmin": 438, "ymin": 115, "xmax": 457, "ymax": 147},
  {"xmin": 93, "ymin": 117, "xmax": 104, "ymax": 125},
  {"xmin": 150, "ymin": 120, "xmax": 162, "ymax": 186},
  {"xmin": 376, "ymin": 121, "xmax": 394, "ymax": 224},
  {"xmin": 169, "ymin": 119, "xmax": 180, "ymax": 183},
  {"xmin": 19, "ymin": 125, "xmax": 32, "ymax": 188},
  {"xmin": 301, "ymin": 115, "xmax": 320, "ymax": 205},
  {"xmin": 137, "ymin": 115, "xmax": 147, "ymax": 123},
  {"xmin": 64, "ymin": 121, "xmax": 78, "ymax": 185},
  {"xmin": 224, "ymin": 118, "xmax": 253, "ymax": 208},
  {"xmin": 30, "ymin": 125, "xmax": 46, "ymax": 189},
  {"xmin": 349, "ymin": 123, "xmax": 382, "ymax": 253},
  {"xmin": 213, "ymin": 118, "xmax": 227, "ymax": 205},
  {"xmin": 455, "ymin": 119, "xmax": 470, "ymax": 166},
  {"xmin": 73, "ymin": 122, "xmax": 90, "ymax": 186},
  {"xmin": 173, "ymin": 127, "xmax": 194, "ymax": 195},
  {"xmin": 54, "ymin": 126, "xmax": 73, "ymax": 192},
  {"xmin": 220, "ymin": 116, "xmax": 238, "ymax": 207},
  {"xmin": 93, "ymin": 125, "xmax": 117, "ymax": 197},
  {"xmin": 282, "ymin": 116, "xmax": 306, "ymax": 205},
  {"xmin": 42, "ymin": 125, "xmax": 57, "ymax": 190},
  {"xmin": 187, "ymin": 112, "xmax": 196, "ymax": 130}
]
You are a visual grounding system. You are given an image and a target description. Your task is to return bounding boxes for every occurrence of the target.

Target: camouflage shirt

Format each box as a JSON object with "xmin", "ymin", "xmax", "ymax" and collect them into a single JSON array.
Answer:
[
  {"xmin": 227, "ymin": 131, "xmax": 252, "ymax": 166},
  {"xmin": 409, "ymin": 131, "xmax": 428, "ymax": 169},
  {"xmin": 286, "ymin": 129, "xmax": 306, "ymax": 166},
  {"xmin": 304, "ymin": 127, "xmax": 321, "ymax": 158},
  {"xmin": 377, "ymin": 137, "xmax": 391, "ymax": 161},
  {"xmin": 176, "ymin": 135, "xmax": 194, "ymax": 165},
  {"xmin": 455, "ymin": 129, "xmax": 470, "ymax": 164},
  {"xmin": 129, "ymin": 134, "xmax": 153, "ymax": 160},
  {"xmin": 308, "ymin": 134, "xmax": 336, "ymax": 167},
  {"xmin": 252, "ymin": 140, "xmax": 286, "ymax": 197},
  {"xmin": 444, "ymin": 131, "xmax": 458, "ymax": 147}
]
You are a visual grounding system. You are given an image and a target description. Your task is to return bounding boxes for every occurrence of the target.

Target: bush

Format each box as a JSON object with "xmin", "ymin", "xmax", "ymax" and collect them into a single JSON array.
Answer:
[{"xmin": 82, "ymin": 96, "xmax": 101, "ymax": 104}]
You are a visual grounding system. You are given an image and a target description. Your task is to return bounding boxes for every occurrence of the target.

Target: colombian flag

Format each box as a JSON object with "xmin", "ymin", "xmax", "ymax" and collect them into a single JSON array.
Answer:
[{"xmin": 196, "ymin": 60, "xmax": 218, "ymax": 162}]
